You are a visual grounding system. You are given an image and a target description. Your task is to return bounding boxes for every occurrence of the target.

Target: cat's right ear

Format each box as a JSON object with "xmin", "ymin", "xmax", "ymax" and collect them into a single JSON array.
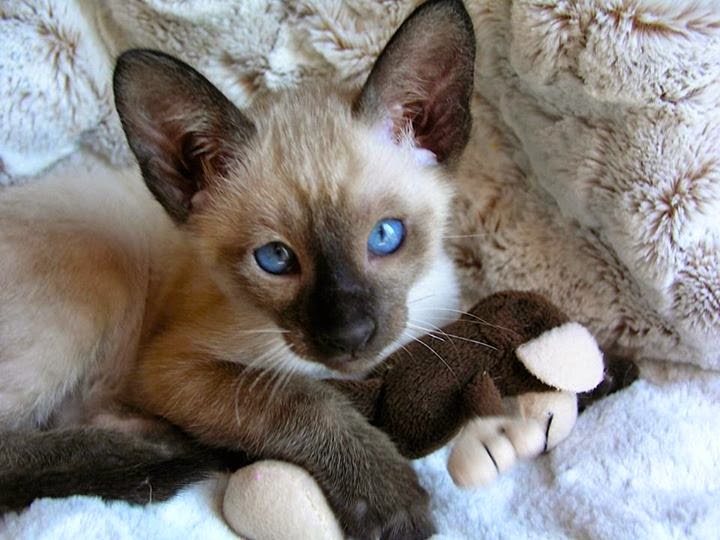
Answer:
[
  {"xmin": 114, "ymin": 50, "xmax": 255, "ymax": 223},
  {"xmin": 355, "ymin": 0, "xmax": 476, "ymax": 165}
]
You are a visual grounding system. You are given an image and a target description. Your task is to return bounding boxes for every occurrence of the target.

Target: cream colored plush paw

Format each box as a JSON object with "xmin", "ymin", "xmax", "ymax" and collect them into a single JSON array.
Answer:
[
  {"xmin": 512, "ymin": 391, "xmax": 578, "ymax": 451},
  {"xmin": 223, "ymin": 460, "xmax": 343, "ymax": 540},
  {"xmin": 448, "ymin": 391, "xmax": 579, "ymax": 487},
  {"xmin": 447, "ymin": 416, "xmax": 545, "ymax": 487}
]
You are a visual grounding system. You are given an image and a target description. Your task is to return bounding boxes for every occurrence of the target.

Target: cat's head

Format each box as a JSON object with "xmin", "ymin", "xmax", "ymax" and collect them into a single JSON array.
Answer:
[{"xmin": 114, "ymin": 0, "xmax": 475, "ymax": 376}]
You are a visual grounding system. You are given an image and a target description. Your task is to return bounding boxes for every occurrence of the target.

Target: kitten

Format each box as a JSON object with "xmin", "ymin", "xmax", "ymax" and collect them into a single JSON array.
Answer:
[{"xmin": 0, "ymin": 0, "xmax": 474, "ymax": 537}]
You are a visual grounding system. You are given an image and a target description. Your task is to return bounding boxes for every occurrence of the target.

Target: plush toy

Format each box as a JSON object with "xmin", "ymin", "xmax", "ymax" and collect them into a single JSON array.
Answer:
[{"xmin": 222, "ymin": 291, "xmax": 638, "ymax": 539}]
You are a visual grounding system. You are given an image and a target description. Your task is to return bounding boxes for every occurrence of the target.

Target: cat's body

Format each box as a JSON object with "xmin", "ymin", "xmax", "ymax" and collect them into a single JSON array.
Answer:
[
  {"xmin": 0, "ymin": 90, "xmax": 460, "ymax": 431},
  {"xmin": 0, "ymin": 158, "xmax": 176, "ymax": 429},
  {"xmin": 0, "ymin": 0, "xmax": 475, "ymax": 536}
]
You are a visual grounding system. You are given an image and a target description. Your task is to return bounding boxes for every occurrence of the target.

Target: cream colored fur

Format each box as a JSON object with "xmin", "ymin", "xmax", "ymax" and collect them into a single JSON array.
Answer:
[
  {"xmin": 0, "ymin": 85, "xmax": 460, "ymax": 430},
  {"xmin": 0, "ymin": 155, "xmax": 180, "ymax": 427}
]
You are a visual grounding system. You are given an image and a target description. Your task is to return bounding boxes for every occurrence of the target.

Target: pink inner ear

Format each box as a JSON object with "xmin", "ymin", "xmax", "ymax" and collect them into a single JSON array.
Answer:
[
  {"xmin": 376, "ymin": 116, "xmax": 437, "ymax": 167},
  {"xmin": 410, "ymin": 147, "xmax": 437, "ymax": 166}
]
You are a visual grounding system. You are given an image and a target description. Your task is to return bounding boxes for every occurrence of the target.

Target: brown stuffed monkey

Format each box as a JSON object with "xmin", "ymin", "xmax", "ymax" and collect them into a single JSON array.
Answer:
[{"xmin": 223, "ymin": 291, "xmax": 638, "ymax": 538}]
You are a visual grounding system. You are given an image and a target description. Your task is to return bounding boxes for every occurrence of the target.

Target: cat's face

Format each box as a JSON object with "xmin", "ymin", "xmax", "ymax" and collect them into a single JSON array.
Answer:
[
  {"xmin": 114, "ymin": 0, "xmax": 475, "ymax": 375},
  {"xmin": 192, "ymin": 90, "xmax": 456, "ymax": 373}
]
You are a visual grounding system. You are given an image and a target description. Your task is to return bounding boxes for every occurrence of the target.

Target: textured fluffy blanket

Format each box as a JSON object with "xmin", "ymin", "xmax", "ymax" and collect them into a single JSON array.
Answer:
[
  {"xmin": 2, "ymin": 342, "xmax": 718, "ymax": 538},
  {"xmin": 1, "ymin": 0, "xmax": 719, "ymax": 538}
]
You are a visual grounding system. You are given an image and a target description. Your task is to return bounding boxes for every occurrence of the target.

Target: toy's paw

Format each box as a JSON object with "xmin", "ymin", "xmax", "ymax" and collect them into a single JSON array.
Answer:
[
  {"xmin": 447, "ymin": 416, "xmax": 545, "ymax": 487},
  {"xmin": 447, "ymin": 391, "xmax": 578, "ymax": 488},
  {"xmin": 511, "ymin": 390, "xmax": 578, "ymax": 451},
  {"xmin": 223, "ymin": 460, "xmax": 343, "ymax": 540}
]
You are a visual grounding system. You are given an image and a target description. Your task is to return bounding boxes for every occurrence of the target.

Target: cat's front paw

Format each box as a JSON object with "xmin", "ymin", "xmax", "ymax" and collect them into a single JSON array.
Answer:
[
  {"xmin": 333, "ymin": 461, "xmax": 435, "ymax": 540},
  {"xmin": 349, "ymin": 497, "xmax": 434, "ymax": 540}
]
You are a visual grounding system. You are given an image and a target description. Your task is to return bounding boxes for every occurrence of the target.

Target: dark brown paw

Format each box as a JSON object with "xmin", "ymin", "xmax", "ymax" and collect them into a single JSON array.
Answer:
[
  {"xmin": 334, "ymin": 467, "xmax": 435, "ymax": 540},
  {"xmin": 345, "ymin": 494, "xmax": 435, "ymax": 540}
]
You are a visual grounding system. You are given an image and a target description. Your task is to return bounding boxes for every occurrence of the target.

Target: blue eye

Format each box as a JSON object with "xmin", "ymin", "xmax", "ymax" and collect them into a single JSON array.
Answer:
[
  {"xmin": 254, "ymin": 242, "xmax": 298, "ymax": 275},
  {"xmin": 368, "ymin": 218, "xmax": 405, "ymax": 256}
]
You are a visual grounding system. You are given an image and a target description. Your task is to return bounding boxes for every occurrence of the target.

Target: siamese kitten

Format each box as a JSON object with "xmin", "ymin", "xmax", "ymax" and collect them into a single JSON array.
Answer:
[{"xmin": 0, "ymin": 0, "xmax": 474, "ymax": 537}]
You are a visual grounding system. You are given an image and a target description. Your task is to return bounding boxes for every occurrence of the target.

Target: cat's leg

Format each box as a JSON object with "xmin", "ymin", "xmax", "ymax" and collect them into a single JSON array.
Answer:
[{"xmin": 132, "ymin": 355, "xmax": 434, "ymax": 539}]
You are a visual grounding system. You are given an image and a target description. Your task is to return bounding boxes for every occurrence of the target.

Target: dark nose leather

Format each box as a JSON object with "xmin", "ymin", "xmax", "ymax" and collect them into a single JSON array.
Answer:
[
  {"xmin": 317, "ymin": 315, "xmax": 376, "ymax": 356},
  {"xmin": 307, "ymin": 256, "xmax": 378, "ymax": 359}
]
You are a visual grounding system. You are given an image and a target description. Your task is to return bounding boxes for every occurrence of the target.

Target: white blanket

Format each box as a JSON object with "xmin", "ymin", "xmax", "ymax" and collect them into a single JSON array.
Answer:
[
  {"xmin": 2, "ymin": 0, "xmax": 719, "ymax": 538},
  {"xmin": 2, "ymin": 361, "xmax": 718, "ymax": 539}
]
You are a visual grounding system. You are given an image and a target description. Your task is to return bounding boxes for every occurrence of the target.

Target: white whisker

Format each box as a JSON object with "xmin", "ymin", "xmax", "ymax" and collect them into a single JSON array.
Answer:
[
  {"xmin": 407, "ymin": 319, "xmax": 459, "ymax": 354},
  {"xmin": 412, "ymin": 307, "xmax": 519, "ymax": 337},
  {"xmin": 243, "ymin": 343, "xmax": 284, "ymax": 372},
  {"xmin": 402, "ymin": 330, "xmax": 457, "ymax": 379},
  {"xmin": 409, "ymin": 318, "xmax": 497, "ymax": 351},
  {"xmin": 245, "ymin": 344, "xmax": 288, "ymax": 393},
  {"xmin": 408, "ymin": 292, "xmax": 437, "ymax": 304},
  {"xmin": 406, "ymin": 322, "xmax": 445, "ymax": 342},
  {"xmin": 266, "ymin": 355, "xmax": 296, "ymax": 405}
]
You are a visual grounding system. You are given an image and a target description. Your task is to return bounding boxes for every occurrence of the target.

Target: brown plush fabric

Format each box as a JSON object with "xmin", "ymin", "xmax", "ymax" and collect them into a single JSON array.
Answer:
[{"xmin": 328, "ymin": 291, "xmax": 637, "ymax": 459}]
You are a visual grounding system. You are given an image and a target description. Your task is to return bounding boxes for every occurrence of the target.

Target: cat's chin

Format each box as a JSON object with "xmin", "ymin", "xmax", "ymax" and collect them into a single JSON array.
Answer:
[
  {"xmin": 320, "ymin": 355, "xmax": 384, "ymax": 378},
  {"xmin": 288, "ymin": 351, "xmax": 386, "ymax": 379},
  {"xmin": 274, "ymin": 347, "xmax": 384, "ymax": 380}
]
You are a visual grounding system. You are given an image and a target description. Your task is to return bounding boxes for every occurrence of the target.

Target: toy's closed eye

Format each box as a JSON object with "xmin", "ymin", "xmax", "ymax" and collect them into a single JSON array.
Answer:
[
  {"xmin": 254, "ymin": 242, "xmax": 299, "ymax": 275},
  {"xmin": 368, "ymin": 219, "xmax": 404, "ymax": 256}
]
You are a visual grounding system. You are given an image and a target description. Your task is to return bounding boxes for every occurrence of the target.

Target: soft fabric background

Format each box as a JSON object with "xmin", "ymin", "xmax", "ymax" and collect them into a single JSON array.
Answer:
[{"xmin": 1, "ymin": 0, "xmax": 719, "ymax": 538}]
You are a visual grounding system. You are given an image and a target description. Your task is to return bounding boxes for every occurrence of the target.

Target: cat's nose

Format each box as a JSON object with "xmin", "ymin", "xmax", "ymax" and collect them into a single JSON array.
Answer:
[{"xmin": 318, "ymin": 316, "xmax": 376, "ymax": 356}]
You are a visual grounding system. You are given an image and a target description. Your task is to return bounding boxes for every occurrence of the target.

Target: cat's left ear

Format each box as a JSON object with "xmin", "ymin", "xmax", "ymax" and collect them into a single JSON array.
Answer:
[
  {"xmin": 114, "ymin": 49, "xmax": 256, "ymax": 223},
  {"xmin": 355, "ymin": 0, "xmax": 476, "ymax": 165}
]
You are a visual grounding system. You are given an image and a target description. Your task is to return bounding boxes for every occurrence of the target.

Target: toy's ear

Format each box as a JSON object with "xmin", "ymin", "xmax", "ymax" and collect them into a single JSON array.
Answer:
[
  {"xmin": 114, "ymin": 49, "xmax": 255, "ymax": 223},
  {"xmin": 515, "ymin": 322, "xmax": 604, "ymax": 393},
  {"xmin": 355, "ymin": 0, "xmax": 476, "ymax": 165}
]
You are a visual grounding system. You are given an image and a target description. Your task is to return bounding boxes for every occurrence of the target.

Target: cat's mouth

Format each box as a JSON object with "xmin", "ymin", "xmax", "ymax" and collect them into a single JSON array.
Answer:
[
  {"xmin": 317, "ymin": 352, "xmax": 385, "ymax": 375},
  {"xmin": 282, "ymin": 317, "xmax": 406, "ymax": 376}
]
